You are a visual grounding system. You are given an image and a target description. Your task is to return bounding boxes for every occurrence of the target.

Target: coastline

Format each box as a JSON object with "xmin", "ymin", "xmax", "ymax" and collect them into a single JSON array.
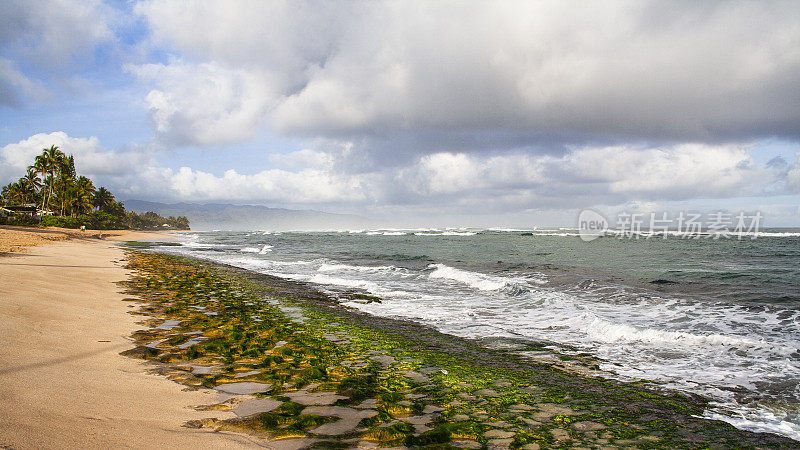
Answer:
[
  {"xmin": 0, "ymin": 229, "xmax": 265, "ymax": 449},
  {"xmin": 1, "ymin": 227, "xmax": 796, "ymax": 448},
  {"xmin": 118, "ymin": 248, "xmax": 798, "ymax": 448}
]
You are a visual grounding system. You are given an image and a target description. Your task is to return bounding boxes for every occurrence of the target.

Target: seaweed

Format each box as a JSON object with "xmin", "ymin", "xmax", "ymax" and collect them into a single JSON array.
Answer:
[{"xmin": 118, "ymin": 250, "xmax": 799, "ymax": 449}]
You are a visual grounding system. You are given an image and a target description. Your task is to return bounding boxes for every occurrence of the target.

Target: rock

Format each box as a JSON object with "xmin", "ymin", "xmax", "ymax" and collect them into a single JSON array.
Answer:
[
  {"xmin": 370, "ymin": 355, "xmax": 397, "ymax": 366},
  {"xmin": 213, "ymin": 382, "xmax": 271, "ymax": 395},
  {"xmin": 422, "ymin": 405, "xmax": 444, "ymax": 414},
  {"xmin": 484, "ymin": 429, "xmax": 516, "ymax": 439},
  {"xmin": 520, "ymin": 418, "xmax": 542, "ymax": 427},
  {"xmin": 303, "ymin": 406, "xmax": 378, "ymax": 436},
  {"xmin": 483, "ymin": 421, "xmax": 512, "ymax": 428},
  {"xmin": 521, "ymin": 444, "xmax": 540, "ymax": 450},
  {"xmin": 532, "ymin": 403, "xmax": 577, "ymax": 421},
  {"xmin": 232, "ymin": 398, "xmax": 281, "ymax": 417},
  {"xmin": 452, "ymin": 414, "xmax": 470, "ymax": 421},
  {"xmin": 285, "ymin": 389, "xmax": 348, "ymax": 406},
  {"xmin": 509, "ymin": 403, "xmax": 535, "ymax": 411},
  {"xmin": 487, "ymin": 438, "xmax": 514, "ymax": 449},
  {"xmin": 550, "ymin": 428, "xmax": 571, "ymax": 441},
  {"xmin": 233, "ymin": 370, "xmax": 262, "ymax": 378},
  {"xmin": 354, "ymin": 398, "xmax": 379, "ymax": 409},
  {"xmin": 450, "ymin": 440, "xmax": 482, "ymax": 449},
  {"xmin": 572, "ymin": 421, "xmax": 606, "ymax": 432},
  {"xmin": 474, "ymin": 389, "xmax": 501, "ymax": 397},
  {"xmin": 401, "ymin": 370, "xmax": 429, "ymax": 383}
]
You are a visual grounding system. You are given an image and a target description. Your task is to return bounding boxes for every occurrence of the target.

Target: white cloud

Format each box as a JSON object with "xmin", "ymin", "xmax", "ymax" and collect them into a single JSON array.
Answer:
[
  {"xmin": 0, "ymin": 57, "xmax": 46, "ymax": 106},
  {"xmin": 269, "ymin": 149, "xmax": 334, "ymax": 170},
  {"xmin": 556, "ymin": 144, "xmax": 761, "ymax": 198},
  {"xmin": 133, "ymin": 0, "xmax": 800, "ymax": 147},
  {"xmin": 788, "ymin": 153, "xmax": 800, "ymax": 192},
  {"xmin": 147, "ymin": 166, "xmax": 368, "ymax": 205},
  {"xmin": 386, "ymin": 143, "xmax": 791, "ymax": 212},
  {"xmin": 403, "ymin": 152, "xmax": 545, "ymax": 195},
  {"xmin": 3, "ymin": 132, "xmax": 795, "ymax": 220},
  {"xmin": 0, "ymin": 0, "xmax": 116, "ymax": 105},
  {"xmin": 0, "ymin": 132, "xmax": 150, "ymax": 184},
  {"xmin": 127, "ymin": 62, "xmax": 274, "ymax": 146}
]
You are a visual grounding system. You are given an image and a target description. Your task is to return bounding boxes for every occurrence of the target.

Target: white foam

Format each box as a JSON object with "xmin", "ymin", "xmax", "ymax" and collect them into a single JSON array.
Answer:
[
  {"xmin": 161, "ymin": 232, "xmax": 800, "ymax": 441},
  {"xmin": 239, "ymin": 244, "xmax": 272, "ymax": 253},
  {"xmin": 317, "ymin": 262, "xmax": 409, "ymax": 277},
  {"xmin": 303, "ymin": 274, "xmax": 380, "ymax": 291},
  {"xmin": 702, "ymin": 407, "xmax": 800, "ymax": 441},
  {"xmin": 568, "ymin": 312, "xmax": 763, "ymax": 347},
  {"xmin": 428, "ymin": 263, "xmax": 509, "ymax": 291}
]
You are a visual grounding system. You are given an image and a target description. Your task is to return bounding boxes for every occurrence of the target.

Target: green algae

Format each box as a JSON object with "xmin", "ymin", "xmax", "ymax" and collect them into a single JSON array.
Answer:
[{"xmin": 119, "ymin": 250, "xmax": 799, "ymax": 449}]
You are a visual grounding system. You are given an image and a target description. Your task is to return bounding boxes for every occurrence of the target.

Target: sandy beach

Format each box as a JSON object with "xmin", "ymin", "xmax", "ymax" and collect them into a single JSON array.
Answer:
[
  {"xmin": 1, "ymin": 227, "xmax": 795, "ymax": 448},
  {"xmin": 0, "ymin": 228, "xmax": 265, "ymax": 449}
]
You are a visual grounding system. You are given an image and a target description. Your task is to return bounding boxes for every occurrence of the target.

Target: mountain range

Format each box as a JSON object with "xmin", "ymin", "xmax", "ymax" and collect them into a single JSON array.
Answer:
[{"xmin": 123, "ymin": 200, "xmax": 370, "ymax": 231}]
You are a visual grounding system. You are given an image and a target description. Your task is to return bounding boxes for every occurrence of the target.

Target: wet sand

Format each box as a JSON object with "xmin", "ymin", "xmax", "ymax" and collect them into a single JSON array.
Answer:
[{"xmin": 0, "ymin": 231, "xmax": 269, "ymax": 449}]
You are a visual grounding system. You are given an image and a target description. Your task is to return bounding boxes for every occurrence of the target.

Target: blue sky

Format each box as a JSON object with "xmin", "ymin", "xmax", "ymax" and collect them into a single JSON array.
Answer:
[{"xmin": 1, "ymin": 0, "xmax": 799, "ymax": 226}]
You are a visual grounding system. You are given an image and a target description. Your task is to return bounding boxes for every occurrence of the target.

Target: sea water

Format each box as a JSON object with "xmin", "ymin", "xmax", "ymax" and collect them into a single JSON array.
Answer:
[{"xmin": 158, "ymin": 228, "xmax": 800, "ymax": 440}]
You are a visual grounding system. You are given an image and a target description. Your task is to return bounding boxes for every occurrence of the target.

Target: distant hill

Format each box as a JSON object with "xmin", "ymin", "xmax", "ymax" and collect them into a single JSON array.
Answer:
[{"xmin": 122, "ymin": 200, "xmax": 370, "ymax": 231}]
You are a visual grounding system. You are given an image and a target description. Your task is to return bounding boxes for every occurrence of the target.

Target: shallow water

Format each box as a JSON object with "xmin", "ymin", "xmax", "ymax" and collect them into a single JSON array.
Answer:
[{"xmin": 157, "ymin": 228, "xmax": 800, "ymax": 440}]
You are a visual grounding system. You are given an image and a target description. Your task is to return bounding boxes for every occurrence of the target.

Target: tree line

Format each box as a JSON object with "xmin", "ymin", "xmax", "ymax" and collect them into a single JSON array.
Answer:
[{"xmin": 1, "ymin": 145, "xmax": 189, "ymax": 230}]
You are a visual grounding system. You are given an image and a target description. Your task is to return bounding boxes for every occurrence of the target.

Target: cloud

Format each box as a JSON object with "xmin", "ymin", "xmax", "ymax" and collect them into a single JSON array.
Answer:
[
  {"xmin": 554, "ymin": 144, "xmax": 761, "ymax": 198},
  {"xmin": 0, "ymin": 0, "xmax": 117, "ymax": 106},
  {"xmin": 269, "ymin": 149, "xmax": 334, "ymax": 170},
  {"xmin": 154, "ymin": 166, "xmax": 368, "ymax": 204},
  {"xmin": 6, "ymin": 132, "xmax": 790, "ymax": 213},
  {"xmin": 788, "ymin": 153, "xmax": 800, "ymax": 192},
  {"xmin": 0, "ymin": 57, "xmax": 45, "ymax": 107},
  {"xmin": 126, "ymin": 61, "xmax": 274, "ymax": 146},
  {"xmin": 381, "ymin": 143, "xmax": 796, "ymax": 214},
  {"xmin": 133, "ymin": 0, "xmax": 800, "ymax": 148},
  {"xmin": 0, "ymin": 0, "xmax": 114, "ymax": 69},
  {"xmin": 400, "ymin": 152, "xmax": 545, "ymax": 195},
  {"xmin": 0, "ymin": 132, "xmax": 150, "ymax": 184},
  {"xmin": 1, "ymin": 132, "xmax": 368, "ymax": 206}
]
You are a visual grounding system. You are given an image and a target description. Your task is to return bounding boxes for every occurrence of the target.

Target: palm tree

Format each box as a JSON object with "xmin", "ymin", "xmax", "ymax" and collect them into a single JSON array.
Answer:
[
  {"xmin": 73, "ymin": 176, "xmax": 96, "ymax": 216},
  {"xmin": 33, "ymin": 154, "xmax": 49, "ymax": 210},
  {"xmin": 93, "ymin": 187, "xmax": 115, "ymax": 212},
  {"xmin": 35, "ymin": 145, "xmax": 64, "ymax": 213},
  {"xmin": 7, "ymin": 181, "xmax": 27, "ymax": 205},
  {"xmin": 54, "ymin": 172, "xmax": 75, "ymax": 216},
  {"xmin": 21, "ymin": 168, "xmax": 42, "ymax": 205},
  {"xmin": 0, "ymin": 184, "xmax": 9, "ymax": 206}
]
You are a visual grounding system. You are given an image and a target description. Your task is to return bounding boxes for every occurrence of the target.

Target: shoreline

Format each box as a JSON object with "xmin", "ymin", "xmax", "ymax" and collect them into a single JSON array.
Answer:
[
  {"xmin": 1, "ymin": 227, "xmax": 796, "ymax": 448},
  {"xmin": 119, "ymin": 248, "xmax": 798, "ymax": 448},
  {"xmin": 0, "ymin": 225, "xmax": 176, "ymax": 255},
  {"xmin": 0, "ymin": 231, "xmax": 265, "ymax": 449}
]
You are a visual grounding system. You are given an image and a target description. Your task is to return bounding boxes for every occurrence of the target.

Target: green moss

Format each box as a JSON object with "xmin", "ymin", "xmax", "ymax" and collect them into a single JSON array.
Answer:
[
  {"xmin": 118, "ymin": 251, "xmax": 793, "ymax": 449},
  {"xmin": 362, "ymin": 421, "xmax": 415, "ymax": 443}
]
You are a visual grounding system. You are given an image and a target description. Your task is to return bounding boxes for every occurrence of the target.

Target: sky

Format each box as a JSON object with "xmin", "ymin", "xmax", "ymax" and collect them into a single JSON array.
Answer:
[{"xmin": 1, "ymin": 0, "xmax": 799, "ymax": 227}]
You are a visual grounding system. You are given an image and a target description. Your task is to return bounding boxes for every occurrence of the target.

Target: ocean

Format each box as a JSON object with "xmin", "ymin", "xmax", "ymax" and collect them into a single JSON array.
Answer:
[{"xmin": 155, "ymin": 228, "xmax": 800, "ymax": 440}]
